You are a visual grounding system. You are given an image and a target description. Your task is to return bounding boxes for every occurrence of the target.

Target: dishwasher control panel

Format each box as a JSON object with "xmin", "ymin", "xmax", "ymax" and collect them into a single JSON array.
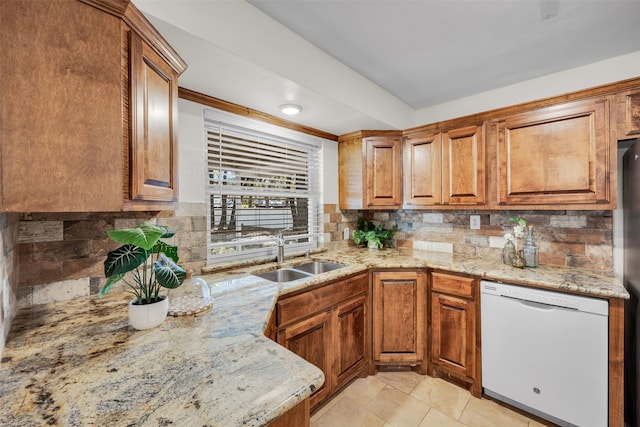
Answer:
[{"xmin": 480, "ymin": 280, "xmax": 608, "ymax": 316}]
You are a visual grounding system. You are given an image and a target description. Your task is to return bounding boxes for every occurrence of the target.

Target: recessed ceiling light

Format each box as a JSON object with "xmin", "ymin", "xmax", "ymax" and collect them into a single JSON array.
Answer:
[{"xmin": 279, "ymin": 104, "xmax": 303, "ymax": 115}]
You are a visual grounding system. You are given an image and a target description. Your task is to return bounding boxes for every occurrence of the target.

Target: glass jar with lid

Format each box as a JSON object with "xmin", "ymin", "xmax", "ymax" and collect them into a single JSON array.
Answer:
[{"xmin": 168, "ymin": 270, "xmax": 212, "ymax": 316}]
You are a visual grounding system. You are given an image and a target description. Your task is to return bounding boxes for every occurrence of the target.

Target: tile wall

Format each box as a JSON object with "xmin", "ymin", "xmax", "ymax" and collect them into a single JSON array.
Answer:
[
  {"xmin": 16, "ymin": 203, "xmax": 207, "ymax": 308},
  {"xmin": 0, "ymin": 213, "xmax": 19, "ymax": 358},
  {"xmin": 10, "ymin": 204, "xmax": 614, "ymax": 316},
  {"xmin": 324, "ymin": 205, "xmax": 614, "ymax": 273}
]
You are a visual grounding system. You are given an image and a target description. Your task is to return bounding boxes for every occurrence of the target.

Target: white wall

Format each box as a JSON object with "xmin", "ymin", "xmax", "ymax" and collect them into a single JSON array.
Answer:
[
  {"xmin": 178, "ymin": 99, "xmax": 206, "ymax": 203},
  {"xmin": 415, "ymin": 51, "xmax": 640, "ymax": 125},
  {"xmin": 322, "ymin": 140, "xmax": 338, "ymax": 204}
]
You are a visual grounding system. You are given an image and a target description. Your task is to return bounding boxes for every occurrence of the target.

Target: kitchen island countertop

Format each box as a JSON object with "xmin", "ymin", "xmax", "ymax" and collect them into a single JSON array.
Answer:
[{"xmin": 0, "ymin": 248, "xmax": 627, "ymax": 426}]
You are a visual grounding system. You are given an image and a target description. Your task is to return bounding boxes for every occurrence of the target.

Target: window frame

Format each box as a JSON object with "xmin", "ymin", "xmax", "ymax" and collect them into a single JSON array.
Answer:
[{"xmin": 203, "ymin": 108, "xmax": 324, "ymax": 265}]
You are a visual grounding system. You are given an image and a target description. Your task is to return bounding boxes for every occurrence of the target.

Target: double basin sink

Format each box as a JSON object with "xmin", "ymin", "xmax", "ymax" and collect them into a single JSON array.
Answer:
[{"xmin": 253, "ymin": 261, "xmax": 345, "ymax": 283}]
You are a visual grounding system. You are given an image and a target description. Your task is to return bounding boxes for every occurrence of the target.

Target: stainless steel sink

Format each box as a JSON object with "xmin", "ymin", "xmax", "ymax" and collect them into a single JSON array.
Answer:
[
  {"xmin": 253, "ymin": 268, "xmax": 311, "ymax": 283},
  {"xmin": 291, "ymin": 261, "xmax": 345, "ymax": 275}
]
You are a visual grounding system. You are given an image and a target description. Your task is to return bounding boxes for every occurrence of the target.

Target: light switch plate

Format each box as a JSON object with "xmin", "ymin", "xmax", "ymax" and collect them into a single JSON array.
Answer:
[
  {"xmin": 343, "ymin": 227, "xmax": 350, "ymax": 240},
  {"xmin": 470, "ymin": 215, "xmax": 481, "ymax": 230}
]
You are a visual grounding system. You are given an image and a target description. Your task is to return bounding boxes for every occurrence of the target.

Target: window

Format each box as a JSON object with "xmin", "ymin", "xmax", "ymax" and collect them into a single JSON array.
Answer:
[{"xmin": 204, "ymin": 109, "xmax": 323, "ymax": 264}]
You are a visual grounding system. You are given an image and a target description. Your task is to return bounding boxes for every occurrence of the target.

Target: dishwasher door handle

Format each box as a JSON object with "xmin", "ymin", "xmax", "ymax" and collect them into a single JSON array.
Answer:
[{"xmin": 503, "ymin": 295, "xmax": 556, "ymax": 311}]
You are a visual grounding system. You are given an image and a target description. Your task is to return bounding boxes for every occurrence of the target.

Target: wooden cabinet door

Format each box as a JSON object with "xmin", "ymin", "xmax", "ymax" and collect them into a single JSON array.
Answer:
[
  {"xmin": 333, "ymin": 295, "xmax": 368, "ymax": 389},
  {"xmin": 441, "ymin": 124, "xmax": 485, "ymax": 206},
  {"xmin": 365, "ymin": 136, "xmax": 403, "ymax": 208},
  {"xmin": 429, "ymin": 270, "xmax": 481, "ymax": 397},
  {"xmin": 0, "ymin": 0, "xmax": 125, "ymax": 212},
  {"xmin": 129, "ymin": 32, "xmax": 179, "ymax": 205},
  {"xmin": 277, "ymin": 311, "xmax": 332, "ymax": 408},
  {"xmin": 403, "ymin": 132, "xmax": 442, "ymax": 207},
  {"xmin": 495, "ymin": 98, "xmax": 611, "ymax": 206},
  {"xmin": 431, "ymin": 292, "xmax": 476, "ymax": 380},
  {"xmin": 618, "ymin": 88, "xmax": 640, "ymax": 138},
  {"xmin": 372, "ymin": 271, "xmax": 426, "ymax": 365}
]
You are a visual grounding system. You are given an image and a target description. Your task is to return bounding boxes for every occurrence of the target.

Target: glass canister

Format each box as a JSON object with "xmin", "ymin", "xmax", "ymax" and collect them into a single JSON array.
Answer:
[
  {"xmin": 523, "ymin": 225, "xmax": 539, "ymax": 268},
  {"xmin": 502, "ymin": 240, "xmax": 516, "ymax": 265},
  {"xmin": 168, "ymin": 271, "xmax": 212, "ymax": 316}
]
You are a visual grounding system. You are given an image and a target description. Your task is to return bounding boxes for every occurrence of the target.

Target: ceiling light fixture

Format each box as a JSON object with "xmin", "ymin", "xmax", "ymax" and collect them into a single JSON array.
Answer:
[{"xmin": 279, "ymin": 104, "xmax": 303, "ymax": 115}]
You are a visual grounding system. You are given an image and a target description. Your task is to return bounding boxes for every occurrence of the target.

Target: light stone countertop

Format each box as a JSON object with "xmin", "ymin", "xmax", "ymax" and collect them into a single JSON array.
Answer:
[{"xmin": 0, "ymin": 248, "xmax": 628, "ymax": 426}]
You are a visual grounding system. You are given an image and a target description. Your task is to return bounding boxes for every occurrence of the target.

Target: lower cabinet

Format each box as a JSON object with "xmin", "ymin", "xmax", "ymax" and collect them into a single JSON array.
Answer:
[
  {"xmin": 277, "ymin": 311, "xmax": 333, "ymax": 406},
  {"xmin": 267, "ymin": 397, "xmax": 310, "ymax": 427},
  {"xmin": 429, "ymin": 270, "xmax": 481, "ymax": 396},
  {"xmin": 276, "ymin": 273, "xmax": 369, "ymax": 409},
  {"xmin": 372, "ymin": 270, "xmax": 428, "ymax": 372},
  {"xmin": 333, "ymin": 294, "xmax": 368, "ymax": 387}
]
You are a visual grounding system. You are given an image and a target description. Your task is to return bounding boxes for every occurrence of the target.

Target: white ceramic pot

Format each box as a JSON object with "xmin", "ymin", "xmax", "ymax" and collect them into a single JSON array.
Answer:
[
  {"xmin": 128, "ymin": 296, "xmax": 168, "ymax": 330},
  {"xmin": 367, "ymin": 240, "xmax": 379, "ymax": 249}
]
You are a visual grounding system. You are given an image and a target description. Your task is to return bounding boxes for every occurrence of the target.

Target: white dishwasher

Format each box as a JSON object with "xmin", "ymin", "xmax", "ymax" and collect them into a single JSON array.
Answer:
[{"xmin": 481, "ymin": 280, "xmax": 608, "ymax": 427}]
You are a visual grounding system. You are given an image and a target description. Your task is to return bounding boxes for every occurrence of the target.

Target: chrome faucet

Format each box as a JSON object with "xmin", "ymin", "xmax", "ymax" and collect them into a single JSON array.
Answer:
[{"xmin": 277, "ymin": 227, "xmax": 292, "ymax": 263}]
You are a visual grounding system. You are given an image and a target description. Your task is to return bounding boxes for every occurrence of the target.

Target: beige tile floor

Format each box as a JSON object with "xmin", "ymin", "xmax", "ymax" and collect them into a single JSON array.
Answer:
[{"xmin": 310, "ymin": 371, "xmax": 549, "ymax": 427}]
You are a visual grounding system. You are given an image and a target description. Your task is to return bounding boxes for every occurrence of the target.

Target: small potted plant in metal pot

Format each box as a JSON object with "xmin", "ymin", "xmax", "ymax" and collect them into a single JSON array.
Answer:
[{"xmin": 100, "ymin": 222, "xmax": 187, "ymax": 330}]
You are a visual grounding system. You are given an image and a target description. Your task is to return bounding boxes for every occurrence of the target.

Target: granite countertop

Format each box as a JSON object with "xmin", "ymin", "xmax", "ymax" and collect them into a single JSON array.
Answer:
[{"xmin": 0, "ymin": 248, "xmax": 628, "ymax": 426}]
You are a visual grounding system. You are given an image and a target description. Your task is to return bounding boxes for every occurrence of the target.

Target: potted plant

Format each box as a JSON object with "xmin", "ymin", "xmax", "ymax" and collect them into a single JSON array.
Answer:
[
  {"xmin": 351, "ymin": 218, "xmax": 398, "ymax": 249},
  {"xmin": 100, "ymin": 222, "xmax": 187, "ymax": 330}
]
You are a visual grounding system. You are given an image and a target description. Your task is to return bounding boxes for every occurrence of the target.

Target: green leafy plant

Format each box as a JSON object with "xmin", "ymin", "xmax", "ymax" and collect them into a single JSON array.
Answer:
[
  {"xmin": 351, "ymin": 218, "xmax": 398, "ymax": 249},
  {"xmin": 100, "ymin": 222, "xmax": 187, "ymax": 305}
]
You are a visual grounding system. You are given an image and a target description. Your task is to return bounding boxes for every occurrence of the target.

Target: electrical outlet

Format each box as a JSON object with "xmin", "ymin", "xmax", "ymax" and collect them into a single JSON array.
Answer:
[
  {"xmin": 470, "ymin": 215, "xmax": 481, "ymax": 230},
  {"xmin": 343, "ymin": 227, "xmax": 350, "ymax": 240}
]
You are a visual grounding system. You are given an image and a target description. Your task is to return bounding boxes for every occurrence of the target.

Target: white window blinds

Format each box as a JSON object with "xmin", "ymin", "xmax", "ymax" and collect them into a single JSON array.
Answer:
[{"xmin": 204, "ymin": 109, "xmax": 323, "ymax": 264}]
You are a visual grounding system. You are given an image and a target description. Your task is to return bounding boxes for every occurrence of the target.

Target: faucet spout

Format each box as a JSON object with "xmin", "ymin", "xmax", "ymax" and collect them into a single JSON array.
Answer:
[{"xmin": 276, "ymin": 227, "xmax": 292, "ymax": 263}]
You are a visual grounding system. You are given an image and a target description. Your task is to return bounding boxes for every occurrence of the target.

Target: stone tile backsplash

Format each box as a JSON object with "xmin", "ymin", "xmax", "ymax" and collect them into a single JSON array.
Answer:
[
  {"xmin": 16, "ymin": 203, "xmax": 207, "ymax": 308},
  {"xmin": 10, "ymin": 203, "xmax": 614, "ymax": 315},
  {"xmin": 324, "ymin": 206, "xmax": 614, "ymax": 273},
  {"xmin": 0, "ymin": 213, "xmax": 19, "ymax": 358}
]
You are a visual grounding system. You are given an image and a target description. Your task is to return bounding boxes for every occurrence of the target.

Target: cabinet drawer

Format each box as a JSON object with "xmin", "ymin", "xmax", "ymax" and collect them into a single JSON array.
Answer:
[
  {"xmin": 430, "ymin": 271, "xmax": 475, "ymax": 298},
  {"xmin": 277, "ymin": 273, "xmax": 368, "ymax": 326}
]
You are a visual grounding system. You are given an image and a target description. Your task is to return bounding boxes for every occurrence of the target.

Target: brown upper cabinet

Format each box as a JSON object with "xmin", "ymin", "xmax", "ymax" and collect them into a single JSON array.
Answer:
[
  {"xmin": 343, "ymin": 78, "xmax": 640, "ymax": 211},
  {"xmin": 493, "ymin": 97, "xmax": 612, "ymax": 208},
  {"xmin": 403, "ymin": 132, "xmax": 442, "ymax": 206},
  {"xmin": 0, "ymin": 0, "xmax": 186, "ymax": 212},
  {"xmin": 338, "ymin": 131, "xmax": 403, "ymax": 210},
  {"xmin": 617, "ymin": 88, "xmax": 640, "ymax": 139},
  {"xmin": 403, "ymin": 123, "xmax": 485, "ymax": 208}
]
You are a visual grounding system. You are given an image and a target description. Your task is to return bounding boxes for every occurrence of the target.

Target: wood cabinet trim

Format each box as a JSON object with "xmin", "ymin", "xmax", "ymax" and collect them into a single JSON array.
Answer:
[
  {"xmin": 179, "ymin": 87, "xmax": 338, "ymax": 141},
  {"xmin": 80, "ymin": 1, "xmax": 186, "ymax": 74},
  {"xmin": 404, "ymin": 76, "xmax": 640, "ymax": 135},
  {"xmin": 609, "ymin": 298, "xmax": 624, "ymax": 427}
]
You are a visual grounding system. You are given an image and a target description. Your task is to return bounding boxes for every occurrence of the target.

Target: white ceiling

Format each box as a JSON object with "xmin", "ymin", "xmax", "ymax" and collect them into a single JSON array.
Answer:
[{"xmin": 136, "ymin": 0, "xmax": 640, "ymax": 136}]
